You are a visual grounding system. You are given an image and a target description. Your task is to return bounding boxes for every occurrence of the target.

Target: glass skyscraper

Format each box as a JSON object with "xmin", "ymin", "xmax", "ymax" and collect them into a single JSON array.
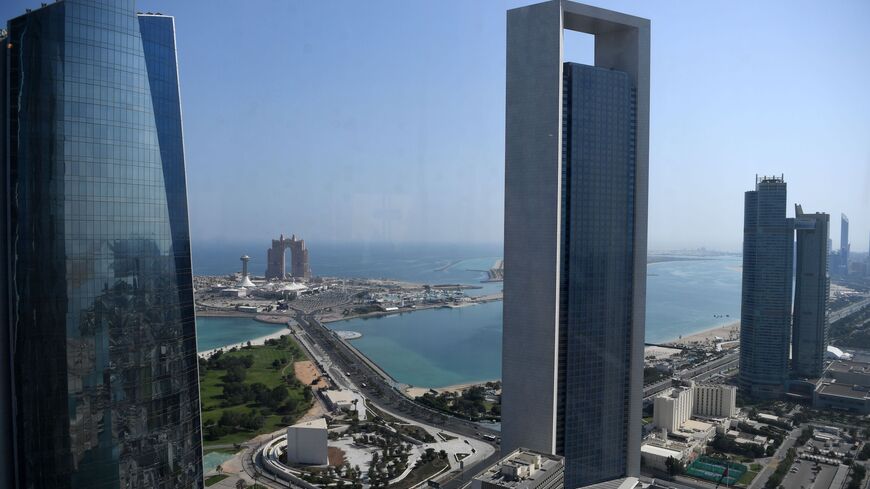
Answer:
[
  {"xmin": 739, "ymin": 176, "xmax": 793, "ymax": 399},
  {"xmin": 840, "ymin": 213, "xmax": 849, "ymax": 275},
  {"xmin": 0, "ymin": 1, "xmax": 203, "ymax": 487},
  {"xmin": 792, "ymin": 205, "xmax": 829, "ymax": 379},
  {"xmin": 502, "ymin": 2, "xmax": 649, "ymax": 488},
  {"xmin": 557, "ymin": 62, "xmax": 637, "ymax": 484}
]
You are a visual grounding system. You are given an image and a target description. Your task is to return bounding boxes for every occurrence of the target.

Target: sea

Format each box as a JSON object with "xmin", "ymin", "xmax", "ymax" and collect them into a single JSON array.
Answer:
[{"xmin": 194, "ymin": 241, "xmax": 742, "ymax": 388}]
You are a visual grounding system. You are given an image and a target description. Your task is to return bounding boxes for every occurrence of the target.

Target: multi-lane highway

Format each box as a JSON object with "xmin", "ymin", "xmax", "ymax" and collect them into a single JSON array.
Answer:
[{"xmin": 292, "ymin": 312, "xmax": 501, "ymax": 487}]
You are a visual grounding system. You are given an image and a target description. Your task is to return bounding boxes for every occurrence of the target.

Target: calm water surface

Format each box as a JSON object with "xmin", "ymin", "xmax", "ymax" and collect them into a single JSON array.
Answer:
[
  {"xmin": 326, "ymin": 301, "xmax": 502, "ymax": 388},
  {"xmin": 196, "ymin": 317, "xmax": 287, "ymax": 352},
  {"xmin": 194, "ymin": 244, "xmax": 741, "ymax": 388}
]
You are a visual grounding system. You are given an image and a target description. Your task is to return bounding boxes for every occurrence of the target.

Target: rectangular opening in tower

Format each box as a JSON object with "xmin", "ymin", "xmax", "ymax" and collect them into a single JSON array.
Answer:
[{"xmin": 563, "ymin": 29, "xmax": 594, "ymax": 66}]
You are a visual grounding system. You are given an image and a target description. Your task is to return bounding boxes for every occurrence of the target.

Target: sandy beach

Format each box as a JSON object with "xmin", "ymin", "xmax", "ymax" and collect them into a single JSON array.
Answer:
[
  {"xmin": 403, "ymin": 379, "xmax": 499, "ymax": 399},
  {"xmin": 197, "ymin": 326, "xmax": 292, "ymax": 358},
  {"xmin": 661, "ymin": 321, "xmax": 740, "ymax": 348}
]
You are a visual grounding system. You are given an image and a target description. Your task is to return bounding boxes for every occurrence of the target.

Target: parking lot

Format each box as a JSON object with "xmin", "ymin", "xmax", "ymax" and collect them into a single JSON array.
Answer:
[{"xmin": 779, "ymin": 458, "xmax": 837, "ymax": 489}]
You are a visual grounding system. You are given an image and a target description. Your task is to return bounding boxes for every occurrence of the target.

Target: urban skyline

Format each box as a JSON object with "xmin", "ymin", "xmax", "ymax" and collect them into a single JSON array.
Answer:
[
  {"xmin": 1, "ymin": 1, "xmax": 869, "ymax": 489},
  {"xmin": 1, "ymin": 0, "xmax": 866, "ymax": 251}
]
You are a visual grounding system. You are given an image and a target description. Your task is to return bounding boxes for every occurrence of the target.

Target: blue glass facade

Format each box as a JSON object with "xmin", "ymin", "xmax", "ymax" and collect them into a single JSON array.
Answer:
[
  {"xmin": 2, "ymin": 1, "xmax": 203, "ymax": 487},
  {"xmin": 792, "ymin": 207, "xmax": 829, "ymax": 379},
  {"xmin": 739, "ymin": 177, "xmax": 793, "ymax": 399},
  {"xmin": 557, "ymin": 62, "xmax": 637, "ymax": 488}
]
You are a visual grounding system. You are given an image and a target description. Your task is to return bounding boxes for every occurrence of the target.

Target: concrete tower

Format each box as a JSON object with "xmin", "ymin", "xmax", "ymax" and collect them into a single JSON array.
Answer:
[
  {"xmin": 239, "ymin": 255, "xmax": 255, "ymax": 287},
  {"xmin": 502, "ymin": 1, "xmax": 649, "ymax": 487},
  {"xmin": 265, "ymin": 234, "xmax": 311, "ymax": 280}
]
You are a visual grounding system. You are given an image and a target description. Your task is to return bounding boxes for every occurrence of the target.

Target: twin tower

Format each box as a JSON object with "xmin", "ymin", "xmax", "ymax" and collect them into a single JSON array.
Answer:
[
  {"xmin": 740, "ymin": 176, "xmax": 830, "ymax": 399},
  {"xmin": 265, "ymin": 233, "xmax": 311, "ymax": 280}
]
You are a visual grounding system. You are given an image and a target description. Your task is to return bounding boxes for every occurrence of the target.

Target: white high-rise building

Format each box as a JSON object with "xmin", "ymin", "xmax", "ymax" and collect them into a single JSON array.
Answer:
[
  {"xmin": 653, "ymin": 386, "xmax": 694, "ymax": 433},
  {"xmin": 693, "ymin": 383, "xmax": 737, "ymax": 418}
]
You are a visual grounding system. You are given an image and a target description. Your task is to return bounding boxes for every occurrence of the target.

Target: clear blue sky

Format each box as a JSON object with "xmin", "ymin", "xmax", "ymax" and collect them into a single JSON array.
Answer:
[{"xmin": 4, "ymin": 0, "xmax": 869, "ymax": 252}]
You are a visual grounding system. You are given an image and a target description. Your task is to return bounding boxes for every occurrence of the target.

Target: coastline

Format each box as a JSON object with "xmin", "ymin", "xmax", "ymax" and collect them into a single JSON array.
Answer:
[
  {"xmin": 404, "ymin": 379, "xmax": 500, "ymax": 399},
  {"xmin": 197, "ymin": 324, "xmax": 293, "ymax": 358},
  {"xmin": 318, "ymin": 292, "xmax": 502, "ymax": 324},
  {"xmin": 659, "ymin": 321, "xmax": 740, "ymax": 348}
]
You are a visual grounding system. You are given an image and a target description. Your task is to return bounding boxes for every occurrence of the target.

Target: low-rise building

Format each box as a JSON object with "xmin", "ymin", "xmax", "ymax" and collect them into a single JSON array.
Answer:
[
  {"xmin": 323, "ymin": 389, "xmax": 357, "ymax": 412},
  {"xmin": 672, "ymin": 419, "xmax": 715, "ymax": 444},
  {"xmin": 286, "ymin": 418, "xmax": 328, "ymax": 465},
  {"xmin": 578, "ymin": 477, "xmax": 673, "ymax": 489},
  {"xmin": 813, "ymin": 382, "xmax": 870, "ymax": 414},
  {"xmin": 471, "ymin": 448, "xmax": 564, "ymax": 489},
  {"xmin": 693, "ymin": 383, "xmax": 736, "ymax": 418},
  {"xmin": 640, "ymin": 444, "xmax": 685, "ymax": 473},
  {"xmin": 221, "ymin": 287, "xmax": 247, "ymax": 297},
  {"xmin": 826, "ymin": 360, "xmax": 870, "ymax": 387}
]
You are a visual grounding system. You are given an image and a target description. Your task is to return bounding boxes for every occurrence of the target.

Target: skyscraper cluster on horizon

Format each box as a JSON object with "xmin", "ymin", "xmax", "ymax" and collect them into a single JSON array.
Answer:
[
  {"xmin": 502, "ymin": 1, "xmax": 649, "ymax": 487},
  {"xmin": 739, "ymin": 176, "xmax": 831, "ymax": 399},
  {"xmin": 1, "ymin": 1, "xmax": 203, "ymax": 487}
]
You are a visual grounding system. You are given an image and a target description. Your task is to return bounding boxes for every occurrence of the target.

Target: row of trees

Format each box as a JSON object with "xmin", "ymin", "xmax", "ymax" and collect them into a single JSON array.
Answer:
[
  {"xmin": 710, "ymin": 433, "xmax": 774, "ymax": 459},
  {"xmin": 223, "ymin": 382, "xmax": 292, "ymax": 411},
  {"xmin": 204, "ymin": 409, "xmax": 266, "ymax": 439},
  {"xmin": 416, "ymin": 386, "xmax": 499, "ymax": 420},
  {"xmin": 847, "ymin": 463, "xmax": 866, "ymax": 489},
  {"xmin": 764, "ymin": 448, "xmax": 795, "ymax": 489}
]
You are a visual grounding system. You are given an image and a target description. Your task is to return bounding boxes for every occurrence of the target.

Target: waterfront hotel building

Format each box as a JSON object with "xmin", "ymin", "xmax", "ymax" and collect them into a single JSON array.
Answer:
[
  {"xmin": 1, "ymin": 1, "xmax": 203, "ymax": 487},
  {"xmin": 501, "ymin": 1, "xmax": 650, "ymax": 487}
]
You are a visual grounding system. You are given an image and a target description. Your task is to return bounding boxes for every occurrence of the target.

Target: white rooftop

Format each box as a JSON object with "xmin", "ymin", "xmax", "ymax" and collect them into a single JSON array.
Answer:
[
  {"xmin": 640, "ymin": 444, "xmax": 682, "ymax": 458},
  {"xmin": 290, "ymin": 418, "xmax": 327, "ymax": 430}
]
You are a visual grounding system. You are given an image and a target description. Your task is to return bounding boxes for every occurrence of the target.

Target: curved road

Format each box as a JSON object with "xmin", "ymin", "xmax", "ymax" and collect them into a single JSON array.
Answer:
[{"xmin": 293, "ymin": 312, "xmax": 501, "ymax": 487}]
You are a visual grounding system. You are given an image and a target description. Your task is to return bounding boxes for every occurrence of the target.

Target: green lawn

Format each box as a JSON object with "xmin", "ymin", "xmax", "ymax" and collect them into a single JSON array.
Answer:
[
  {"xmin": 204, "ymin": 474, "xmax": 229, "ymax": 486},
  {"xmin": 200, "ymin": 336, "xmax": 313, "ymax": 447},
  {"xmin": 393, "ymin": 457, "xmax": 449, "ymax": 489},
  {"xmin": 737, "ymin": 470, "xmax": 759, "ymax": 487}
]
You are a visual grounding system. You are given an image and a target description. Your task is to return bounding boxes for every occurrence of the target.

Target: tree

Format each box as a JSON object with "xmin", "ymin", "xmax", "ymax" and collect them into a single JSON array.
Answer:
[
  {"xmin": 665, "ymin": 456, "xmax": 684, "ymax": 477},
  {"xmin": 235, "ymin": 480, "xmax": 248, "ymax": 489}
]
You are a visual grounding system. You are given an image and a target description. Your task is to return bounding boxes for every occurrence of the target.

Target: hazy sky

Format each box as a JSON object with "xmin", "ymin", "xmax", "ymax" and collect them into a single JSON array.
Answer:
[{"xmin": 4, "ymin": 0, "xmax": 869, "ymax": 252}]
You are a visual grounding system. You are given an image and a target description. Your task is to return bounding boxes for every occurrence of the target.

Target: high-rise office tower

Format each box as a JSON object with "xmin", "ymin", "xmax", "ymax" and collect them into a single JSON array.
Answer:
[
  {"xmin": 1, "ymin": 1, "xmax": 203, "ymax": 487},
  {"xmin": 840, "ymin": 214, "xmax": 850, "ymax": 275},
  {"xmin": 502, "ymin": 1, "xmax": 649, "ymax": 487},
  {"xmin": 792, "ymin": 206, "xmax": 829, "ymax": 379},
  {"xmin": 739, "ymin": 176, "xmax": 794, "ymax": 399}
]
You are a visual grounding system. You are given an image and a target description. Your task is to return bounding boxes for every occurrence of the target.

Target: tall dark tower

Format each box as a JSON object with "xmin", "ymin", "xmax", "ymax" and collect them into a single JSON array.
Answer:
[
  {"xmin": 1, "ymin": 1, "xmax": 203, "ymax": 487},
  {"xmin": 792, "ymin": 206, "xmax": 829, "ymax": 379},
  {"xmin": 840, "ymin": 214, "xmax": 849, "ymax": 275},
  {"xmin": 739, "ymin": 176, "xmax": 794, "ymax": 399},
  {"xmin": 502, "ymin": 1, "xmax": 649, "ymax": 487}
]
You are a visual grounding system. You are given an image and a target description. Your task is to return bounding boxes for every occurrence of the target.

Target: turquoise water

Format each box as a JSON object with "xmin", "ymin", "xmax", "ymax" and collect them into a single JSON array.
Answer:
[
  {"xmin": 646, "ymin": 257, "xmax": 741, "ymax": 343},
  {"xmin": 326, "ymin": 301, "xmax": 503, "ymax": 388},
  {"xmin": 326, "ymin": 256, "xmax": 741, "ymax": 388},
  {"xmin": 195, "ymin": 317, "xmax": 288, "ymax": 352},
  {"xmin": 202, "ymin": 451, "xmax": 236, "ymax": 474},
  {"xmin": 192, "ymin": 244, "xmax": 742, "ymax": 388}
]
